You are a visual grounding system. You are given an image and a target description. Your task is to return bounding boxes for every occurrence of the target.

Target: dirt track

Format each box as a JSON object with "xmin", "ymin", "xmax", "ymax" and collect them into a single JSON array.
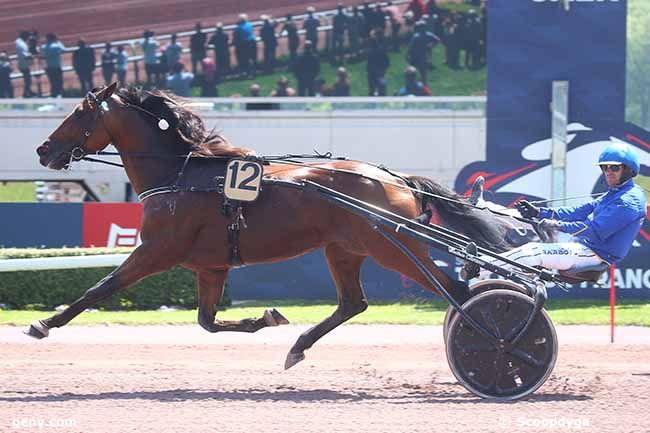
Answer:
[{"xmin": 1, "ymin": 324, "xmax": 649, "ymax": 433}]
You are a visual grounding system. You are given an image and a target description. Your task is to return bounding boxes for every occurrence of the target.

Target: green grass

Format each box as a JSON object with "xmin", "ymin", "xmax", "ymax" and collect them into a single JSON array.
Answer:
[
  {"xmin": 197, "ymin": 45, "xmax": 486, "ymax": 98},
  {"xmin": 0, "ymin": 182, "xmax": 36, "ymax": 202},
  {"xmin": 544, "ymin": 299, "xmax": 650, "ymax": 326},
  {"xmin": 442, "ymin": 3, "xmax": 480, "ymax": 14},
  {"xmin": 2, "ymin": 299, "xmax": 649, "ymax": 326}
]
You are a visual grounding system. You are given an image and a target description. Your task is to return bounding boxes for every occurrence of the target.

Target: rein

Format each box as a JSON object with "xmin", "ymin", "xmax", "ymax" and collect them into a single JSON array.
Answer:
[
  {"xmin": 530, "ymin": 193, "xmax": 605, "ymax": 204},
  {"xmin": 67, "ymin": 91, "xmax": 572, "ymax": 227},
  {"xmin": 80, "ymin": 149, "xmax": 349, "ymax": 168},
  {"xmin": 263, "ymin": 158, "xmax": 539, "ymax": 225},
  {"xmin": 76, "ymin": 122, "xmax": 534, "ymax": 224}
]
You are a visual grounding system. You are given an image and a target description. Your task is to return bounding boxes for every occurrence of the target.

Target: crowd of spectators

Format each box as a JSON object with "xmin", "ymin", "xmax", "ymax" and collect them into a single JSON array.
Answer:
[{"xmin": 0, "ymin": 0, "xmax": 486, "ymax": 99}]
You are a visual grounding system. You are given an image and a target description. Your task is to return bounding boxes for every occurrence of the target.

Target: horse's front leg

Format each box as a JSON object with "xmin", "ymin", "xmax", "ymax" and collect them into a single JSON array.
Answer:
[
  {"xmin": 196, "ymin": 269, "xmax": 289, "ymax": 333},
  {"xmin": 25, "ymin": 240, "xmax": 183, "ymax": 339}
]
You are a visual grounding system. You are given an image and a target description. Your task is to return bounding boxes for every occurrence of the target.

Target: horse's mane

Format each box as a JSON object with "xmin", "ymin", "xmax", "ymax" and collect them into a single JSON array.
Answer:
[
  {"xmin": 407, "ymin": 176, "xmax": 511, "ymax": 252},
  {"xmin": 115, "ymin": 86, "xmax": 254, "ymax": 158}
]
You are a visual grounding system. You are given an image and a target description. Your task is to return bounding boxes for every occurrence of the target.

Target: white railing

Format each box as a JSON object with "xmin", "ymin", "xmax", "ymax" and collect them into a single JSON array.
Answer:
[
  {"xmin": 0, "ymin": 95, "xmax": 487, "ymax": 199},
  {"xmin": 0, "ymin": 96, "xmax": 486, "ymax": 115},
  {"xmin": 0, "ymin": 254, "xmax": 129, "ymax": 272}
]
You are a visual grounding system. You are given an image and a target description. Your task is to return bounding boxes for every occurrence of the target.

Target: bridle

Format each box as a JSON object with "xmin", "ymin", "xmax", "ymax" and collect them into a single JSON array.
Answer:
[
  {"xmin": 63, "ymin": 91, "xmax": 183, "ymax": 169},
  {"xmin": 62, "ymin": 87, "xmax": 254, "ymax": 171},
  {"xmin": 65, "ymin": 91, "xmax": 116, "ymax": 168}
]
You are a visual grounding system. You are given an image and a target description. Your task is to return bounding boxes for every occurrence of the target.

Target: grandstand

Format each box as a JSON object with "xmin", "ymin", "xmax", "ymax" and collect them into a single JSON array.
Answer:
[{"xmin": 0, "ymin": 0, "xmax": 485, "ymax": 98}]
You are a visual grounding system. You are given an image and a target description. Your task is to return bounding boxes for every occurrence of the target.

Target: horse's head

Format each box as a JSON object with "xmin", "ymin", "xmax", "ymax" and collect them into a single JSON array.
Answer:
[{"xmin": 36, "ymin": 83, "xmax": 118, "ymax": 170}]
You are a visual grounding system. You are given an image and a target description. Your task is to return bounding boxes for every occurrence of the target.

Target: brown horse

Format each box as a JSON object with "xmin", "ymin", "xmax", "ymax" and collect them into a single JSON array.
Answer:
[{"xmin": 32, "ymin": 84, "xmax": 518, "ymax": 369}]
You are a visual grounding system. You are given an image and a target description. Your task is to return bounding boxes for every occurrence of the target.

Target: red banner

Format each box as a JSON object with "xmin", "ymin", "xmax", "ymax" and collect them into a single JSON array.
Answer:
[{"xmin": 82, "ymin": 203, "xmax": 143, "ymax": 248}]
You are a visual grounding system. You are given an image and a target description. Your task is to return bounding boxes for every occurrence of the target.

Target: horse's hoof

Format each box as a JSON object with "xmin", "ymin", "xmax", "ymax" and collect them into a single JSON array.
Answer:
[
  {"xmin": 271, "ymin": 308, "xmax": 290, "ymax": 326},
  {"xmin": 284, "ymin": 352, "xmax": 305, "ymax": 370},
  {"xmin": 23, "ymin": 320, "xmax": 50, "ymax": 340},
  {"xmin": 264, "ymin": 308, "xmax": 290, "ymax": 327}
]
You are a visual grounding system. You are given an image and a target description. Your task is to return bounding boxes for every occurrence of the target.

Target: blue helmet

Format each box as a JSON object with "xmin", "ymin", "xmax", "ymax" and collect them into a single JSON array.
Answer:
[{"xmin": 598, "ymin": 142, "xmax": 640, "ymax": 176}]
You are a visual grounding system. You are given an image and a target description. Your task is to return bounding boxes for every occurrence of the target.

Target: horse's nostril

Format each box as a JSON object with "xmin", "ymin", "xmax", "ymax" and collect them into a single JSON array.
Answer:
[{"xmin": 36, "ymin": 145, "xmax": 49, "ymax": 156}]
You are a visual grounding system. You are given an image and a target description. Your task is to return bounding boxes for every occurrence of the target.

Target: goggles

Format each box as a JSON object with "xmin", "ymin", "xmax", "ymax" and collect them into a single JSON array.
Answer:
[{"xmin": 600, "ymin": 164, "xmax": 622, "ymax": 173}]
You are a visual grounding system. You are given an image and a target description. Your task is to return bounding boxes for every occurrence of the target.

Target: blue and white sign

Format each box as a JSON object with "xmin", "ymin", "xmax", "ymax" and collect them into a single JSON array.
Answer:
[{"xmin": 455, "ymin": 0, "xmax": 650, "ymax": 298}]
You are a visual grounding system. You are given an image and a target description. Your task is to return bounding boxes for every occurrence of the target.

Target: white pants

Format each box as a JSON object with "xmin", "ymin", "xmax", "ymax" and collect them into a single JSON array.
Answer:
[{"xmin": 478, "ymin": 242, "xmax": 603, "ymax": 279}]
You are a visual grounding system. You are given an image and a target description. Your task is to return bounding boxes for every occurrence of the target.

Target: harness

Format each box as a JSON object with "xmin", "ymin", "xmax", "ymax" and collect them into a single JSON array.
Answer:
[
  {"xmin": 85, "ymin": 108, "xmax": 347, "ymax": 266},
  {"xmin": 63, "ymin": 90, "xmax": 550, "ymax": 268},
  {"xmin": 67, "ymin": 95, "xmax": 530, "ymax": 227}
]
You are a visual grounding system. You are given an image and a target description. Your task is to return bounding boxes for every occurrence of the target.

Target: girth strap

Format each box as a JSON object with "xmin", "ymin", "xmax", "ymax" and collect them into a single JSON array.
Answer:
[{"xmin": 227, "ymin": 202, "xmax": 246, "ymax": 267}]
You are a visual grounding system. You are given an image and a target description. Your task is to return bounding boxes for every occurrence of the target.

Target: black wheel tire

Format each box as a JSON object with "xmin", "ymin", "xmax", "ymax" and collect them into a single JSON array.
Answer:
[
  {"xmin": 442, "ymin": 279, "xmax": 527, "ymax": 343},
  {"xmin": 445, "ymin": 289, "xmax": 558, "ymax": 401},
  {"xmin": 442, "ymin": 304, "xmax": 455, "ymax": 341}
]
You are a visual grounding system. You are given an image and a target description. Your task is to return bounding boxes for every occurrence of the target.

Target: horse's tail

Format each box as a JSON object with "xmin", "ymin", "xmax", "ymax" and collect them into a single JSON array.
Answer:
[{"xmin": 406, "ymin": 175, "xmax": 509, "ymax": 252}]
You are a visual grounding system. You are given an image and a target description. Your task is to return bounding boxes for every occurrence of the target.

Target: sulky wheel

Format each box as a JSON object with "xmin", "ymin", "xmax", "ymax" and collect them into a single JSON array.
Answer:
[
  {"xmin": 445, "ymin": 289, "xmax": 557, "ymax": 401},
  {"xmin": 442, "ymin": 304, "xmax": 455, "ymax": 341},
  {"xmin": 442, "ymin": 279, "xmax": 527, "ymax": 343}
]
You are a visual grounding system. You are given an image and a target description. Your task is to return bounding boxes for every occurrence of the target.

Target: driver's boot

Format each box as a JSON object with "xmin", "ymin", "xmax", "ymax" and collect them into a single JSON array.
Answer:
[
  {"xmin": 468, "ymin": 176, "xmax": 485, "ymax": 206},
  {"xmin": 460, "ymin": 242, "xmax": 481, "ymax": 281}
]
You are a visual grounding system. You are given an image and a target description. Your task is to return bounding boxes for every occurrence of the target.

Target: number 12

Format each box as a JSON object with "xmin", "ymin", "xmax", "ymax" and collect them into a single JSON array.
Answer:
[{"xmin": 228, "ymin": 161, "xmax": 261, "ymax": 191}]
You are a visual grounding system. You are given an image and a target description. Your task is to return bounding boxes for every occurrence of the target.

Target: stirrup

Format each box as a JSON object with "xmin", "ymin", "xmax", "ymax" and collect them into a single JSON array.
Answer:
[{"xmin": 460, "ymin": 242, "xmax": 480, "ymax": 281}]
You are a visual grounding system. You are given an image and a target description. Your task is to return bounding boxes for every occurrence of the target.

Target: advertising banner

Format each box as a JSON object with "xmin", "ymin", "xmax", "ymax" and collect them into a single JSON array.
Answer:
[
  {"xmin": 485, "ymin": 0, "xmax": 627, "ymax": 162},
  {"xmin": 0, "ymin": 203, "xmax": 82, "ymax": 248},
  {"xmin": 454, "ymin": 0, "xmax": 650, "ymax": 298},
  {"xmin": 82, "ymin": 203, "xmax": 142, "ymax": 248}
]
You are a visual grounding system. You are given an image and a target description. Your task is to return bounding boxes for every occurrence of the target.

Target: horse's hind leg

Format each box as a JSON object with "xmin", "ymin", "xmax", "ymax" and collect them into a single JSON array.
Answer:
[
  {"xmin": 370, "ymin": 238, "xmax": 471, "ymax": 305},
  {"xmin": 197, "ymin": 269, "xmax": 289, "ymax": 333},
  {"xmin": 285, "ymin": 243, "xmax": 368, "ymax": 370}
]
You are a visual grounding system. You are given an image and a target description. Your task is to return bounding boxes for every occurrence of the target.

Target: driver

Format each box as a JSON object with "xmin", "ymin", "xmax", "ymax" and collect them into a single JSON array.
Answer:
[{"xmin": 462, "ymin": 142, "xmax": 647, "ymax": 280}]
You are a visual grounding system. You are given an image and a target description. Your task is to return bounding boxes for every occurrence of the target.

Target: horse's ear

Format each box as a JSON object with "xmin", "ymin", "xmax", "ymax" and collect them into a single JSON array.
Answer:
[{"xmin": 97, "ymin": 82, "xmax": 118, "ymax": 100}]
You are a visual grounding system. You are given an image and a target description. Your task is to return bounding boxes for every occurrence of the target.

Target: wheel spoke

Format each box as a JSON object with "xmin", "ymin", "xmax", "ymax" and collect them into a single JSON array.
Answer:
[
  {"xmin": 493, "ymin": 350, "xmax": 505, "ymax": 390},
  {"xmin": 503, "ymin": 306, "xmax": 533, "ymax": 340},
  {"xmin": 503, "ymin": 322, "xmax": 525, "ymax": 341},
  {"xmin": 509, "ymin": 348, "xmax": 544, "ymax": 368},
  {"xmin": 446, "ymin": 290, "xmax": 557, "ymax": 400},
  {"xmin": 479, "ymin": 307, "xmax": 502, "ymax": 339},
  {"xmin": 460, "ymin": 343, "xmax": 497, "ymax": 353}
]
